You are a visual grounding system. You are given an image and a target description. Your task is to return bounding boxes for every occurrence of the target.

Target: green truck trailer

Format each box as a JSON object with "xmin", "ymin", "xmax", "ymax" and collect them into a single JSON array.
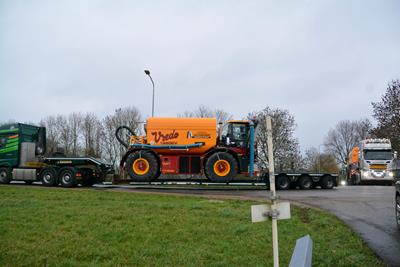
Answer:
[{"xmin": 0, "ymin": 123, "xmax": 113, "ymax": 187}]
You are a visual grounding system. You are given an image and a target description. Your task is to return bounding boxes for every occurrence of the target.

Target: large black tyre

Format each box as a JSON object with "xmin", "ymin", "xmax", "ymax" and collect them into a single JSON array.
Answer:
[
  {"xmin": 126, "ymin": 151, "xmax": 159, "ymax": 182},
  {"xmin": 205, "ymin": 152, "xmax": 237, "ymax": 183},
  {"xmin": 59, "ymin": 167, "xmax": 77, "ymax": 188},
  {"xmin": 276, "ymin": 175, "xmax": 290, "ymax": 190},
  {"xmin": 396, "ymin": 194, "xmax": 400, "ymax": 230},
  {"xmin": 321, "ymin": 175, "xmax": 334, "ymax": 189},
  {"xmin": 298, "ymin": 175, "xmax": 312, "ymax": 190},
  {"xmin": 40, "ymin": 167, "xmax": 58, "ymax": 186},
  {"xmin": 0, "ymin": 167, "xmax": 12, "ymax": 184}
]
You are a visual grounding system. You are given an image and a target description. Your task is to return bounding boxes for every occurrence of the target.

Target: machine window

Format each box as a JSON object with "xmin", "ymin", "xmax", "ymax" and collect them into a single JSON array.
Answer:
[{"xmin": 232, "ymin": 124, "xmax": 248, "ymax": 141}]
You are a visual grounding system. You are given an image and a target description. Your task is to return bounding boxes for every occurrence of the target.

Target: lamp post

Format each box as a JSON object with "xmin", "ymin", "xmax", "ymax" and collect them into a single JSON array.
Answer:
[{"xmin": 144, "ymin": 69, "xmax": 155, "ymax": 117}]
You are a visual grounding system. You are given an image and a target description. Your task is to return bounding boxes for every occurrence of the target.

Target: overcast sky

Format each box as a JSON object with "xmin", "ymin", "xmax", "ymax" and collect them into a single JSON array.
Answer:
[{"xmin": 1, "ymin": 1, "xmax": 399, "ymax": 151}]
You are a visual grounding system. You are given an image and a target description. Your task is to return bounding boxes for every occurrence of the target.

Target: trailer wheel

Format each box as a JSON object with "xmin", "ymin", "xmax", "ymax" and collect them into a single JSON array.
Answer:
[
  {"xmin": 0, "ymin": 167, "xmax": 11, "ymax": 184},
  {"xmin": 276, "ymin": 175, "xmax": 290, "ymax": 190},
  {"xmin": 321, "ymin": 175, "xmax": 334, "ymax": 189},
  {"xmin": 126, "ymin": 151, "xmax": 159, "ymax": 182},
  {"xmin": 205, "ymin": 152, "xmax": 237, "ymax": 183},
  {"xmin": 59, "ymin": 167, "xmax": 77, "ymax": 187},
  {"xmin": 299, "ymin": 176, "xmax": 312, "ymax": 190},
  {"xmin": 40, "ymin": 167, "xmax": 58, "ymax": 186}
]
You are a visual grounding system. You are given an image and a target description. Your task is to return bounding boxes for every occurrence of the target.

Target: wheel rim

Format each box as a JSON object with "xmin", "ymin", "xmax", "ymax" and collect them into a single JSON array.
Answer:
[
  {"xmin": 62, "ymin": 173, "xmax": 71, "ymax": 183},
  {"xmin": 133, "ymin": 158, "xmax": 150, "ymax": 175},
  {"xmin": 213, "ymin": 159, "xmax": 230, "ymax": 176},
  {"xmin": 43, "ymin": 172, "xmax": 52, "ymax": 183},
  {"xmin": 326, "ymin": 178, "xmax": 333, "ymax": 187},
  {"xmin": 302, "ymin": 178, "xmax": 311, "ymax": 188},
  {"xmin": 279, "ymin": 178, "xmax": 288, "ymax": 188},
  {"xmin": 0, "ymin": 170, "xmax": 7, "ymax": 179}
]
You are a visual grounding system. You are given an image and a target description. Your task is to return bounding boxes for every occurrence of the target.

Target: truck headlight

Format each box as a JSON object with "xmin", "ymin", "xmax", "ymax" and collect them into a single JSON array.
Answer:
[
  {"xmin": 389, "ymin": 171, "xmax": 394, "ymax": 178},
  {"xmin": 362, "ymin": 171, "xmax": 369, "ymax": 177}
]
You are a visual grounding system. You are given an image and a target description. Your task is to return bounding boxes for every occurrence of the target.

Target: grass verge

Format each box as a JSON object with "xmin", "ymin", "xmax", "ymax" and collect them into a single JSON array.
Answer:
[{"xmin": 0, "ymin": 185, "xmax": 384, "ymax": 267}]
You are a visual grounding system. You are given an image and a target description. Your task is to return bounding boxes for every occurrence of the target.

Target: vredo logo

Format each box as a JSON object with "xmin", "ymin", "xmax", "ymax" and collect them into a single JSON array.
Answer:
[{"xmin": 151, "ymin": 130, "xmax": 179, "ymax": 143}]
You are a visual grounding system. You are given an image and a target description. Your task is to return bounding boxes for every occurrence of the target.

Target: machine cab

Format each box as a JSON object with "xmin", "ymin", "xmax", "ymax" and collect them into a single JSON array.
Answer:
[{"xmin": 220, "ymin": 121, "xmax": 250, "ymax": 148}]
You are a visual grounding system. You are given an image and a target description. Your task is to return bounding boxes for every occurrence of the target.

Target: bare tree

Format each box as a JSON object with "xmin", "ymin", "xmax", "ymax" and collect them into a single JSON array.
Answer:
[
  {"xmin": 101, "ymin": 107, "xmax": 143, "ymax": 170},
  {"xmin": 249, "ymin": 106, "xmax": 302, "ymax": 171},
  {"xmin": 371, "ymin": 79, "xmax": 400, "ymax": 151},
  {"xmin": 324, "ymin": 119, "xmax": 372, "ymax": 165},
  {"xmin": 82, "ymin": 113, "xmax": 102, "ymax": 157},
  {"xmin": 68, "ymin": 113, "xmax": 83, "ymax": 156},
  {"xmin": 178, "ymin": 105, "xmax": 233, "ymax": 124},
  {"xmin": 304, "ymin": 147, "xmax": 339, "ymax": 173},
  {"xmin": 40, "ymin": 116, "xmax": 59, "ymax": 156},
  {"xmin": 55, "ymin": 115, "xmax": 72, "ymax": 155}
]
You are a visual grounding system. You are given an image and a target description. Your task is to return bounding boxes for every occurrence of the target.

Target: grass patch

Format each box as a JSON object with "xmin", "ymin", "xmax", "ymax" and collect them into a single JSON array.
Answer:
[{"xmin": 0, "ymin": 186, "xmax": 383, "ymax": 266}]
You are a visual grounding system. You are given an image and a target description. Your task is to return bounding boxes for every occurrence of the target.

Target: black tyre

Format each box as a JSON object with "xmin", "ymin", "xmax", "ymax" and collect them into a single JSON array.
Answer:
[
  {"xmin": 299, "ymin": 175, "xmax": 312, "ymax": 190},
  {"xmin": 59, "ymin": 167, "xmax": 77, "ymax": 187},
  {"xmin": 321, "ymin": 175, "xmax": 334, "ymax": 189},
  {"xmin": 205, "ymin": 152, "xmax": 237, "ymax": 182},
  {"xmin": 396, "ymin": 194, "xmax": 400, "ymax": 230},
  {"xmin": 276, "ymin": 175, "xmax": 290, "ymax": 190},
  {"xmin": 0, "ymin": 167, "xmax": 12, "ymax": 184},
  {"xmin": 40, "ymin": 167, "xmax": 58, "ymax": 186},
  {"xmin": 126, "ymin": 151, "xmax": 159, "ymax": 182}
]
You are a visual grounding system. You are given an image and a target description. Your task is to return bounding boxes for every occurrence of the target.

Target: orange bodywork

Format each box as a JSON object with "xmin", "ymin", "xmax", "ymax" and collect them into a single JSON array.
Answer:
[
  {"xmin": 130, "ymin": 117, "xmax": 217, "ymax": 155},
  {"xmin": 349, "ymin": 147, "xmax": 360, "ymax": 165}
]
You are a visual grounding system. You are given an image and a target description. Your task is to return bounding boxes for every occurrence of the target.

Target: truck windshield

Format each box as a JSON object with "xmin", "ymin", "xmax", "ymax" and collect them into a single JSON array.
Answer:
[{"xmin": 364, "ymin": 150, "xmax": 392, "ymax": 160}]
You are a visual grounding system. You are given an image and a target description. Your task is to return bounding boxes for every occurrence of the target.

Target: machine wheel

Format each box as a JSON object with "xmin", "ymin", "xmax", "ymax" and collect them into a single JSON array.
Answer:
[
  {"xmin": 126, "ymin": 151, "xmax": 159, "ymax": 182},
  {"xmin": 40, "ymin": 167, "xmax": 58, "ymax": 186},
  {"xmin": 0, "ymin": 167, "xmax": 12, "ymax": 184},
  {"xmin": 321, "ymin": 175, "xmax": 334, "ymax": 189},
  {"xmin": 276, "ymin": 175, "xmax": 290, "ymax": 190},
  {"xmin": 205, "ymin": 152, "xmax": 237, "ymax": 183},
  {"xmin": 59, "ymin": 167, "xmax": 77, "ymax": 187},
  {"xmin": 299, "ymin": 176, "xmax": 312, "ymax": 190},
  {"xmin": 396, "ymin": 195, "xmax": 400, "ymax": 230}
]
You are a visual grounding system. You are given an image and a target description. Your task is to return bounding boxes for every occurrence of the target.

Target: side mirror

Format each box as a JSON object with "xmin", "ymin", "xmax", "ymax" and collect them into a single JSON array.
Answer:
[{"xmin": 394, "ymin": 151, "xmax": 398, "ymax": 159}]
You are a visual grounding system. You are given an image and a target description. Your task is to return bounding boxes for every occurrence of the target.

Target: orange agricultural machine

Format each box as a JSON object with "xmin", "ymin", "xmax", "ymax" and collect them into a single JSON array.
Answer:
[{"xmin": 115, "ymin": 117, "xmax": 257, "ymax": 182}]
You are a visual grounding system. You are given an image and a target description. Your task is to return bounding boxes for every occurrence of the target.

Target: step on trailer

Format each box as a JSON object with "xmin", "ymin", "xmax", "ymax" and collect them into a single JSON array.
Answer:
[{"xmin": 0, "ymin": 123, "xmax": 114, "ymax": 187}]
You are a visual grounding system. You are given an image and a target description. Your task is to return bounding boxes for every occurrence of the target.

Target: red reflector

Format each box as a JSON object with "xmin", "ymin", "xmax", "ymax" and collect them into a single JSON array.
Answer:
[{"xmin": 76, "ymin": 173, "xmax": 82, "ymax": 177}]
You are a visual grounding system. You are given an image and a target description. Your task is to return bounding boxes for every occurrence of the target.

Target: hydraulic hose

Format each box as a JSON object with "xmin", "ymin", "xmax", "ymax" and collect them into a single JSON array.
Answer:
[{"xmin": 115, "ymin": 125, "xmax": 136, "ymax": 149}]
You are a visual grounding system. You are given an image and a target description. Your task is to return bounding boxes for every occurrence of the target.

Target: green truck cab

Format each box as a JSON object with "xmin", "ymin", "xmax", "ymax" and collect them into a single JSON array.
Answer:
[{"xmin": 0, "ymin": 123, "xmax": 113, "ymax": 187}]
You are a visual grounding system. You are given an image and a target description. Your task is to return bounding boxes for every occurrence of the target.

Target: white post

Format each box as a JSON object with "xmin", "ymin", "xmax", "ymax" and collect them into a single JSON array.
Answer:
[{"xmin": 266, "ymin": 116, "xmax": 279, "ymax": 267}]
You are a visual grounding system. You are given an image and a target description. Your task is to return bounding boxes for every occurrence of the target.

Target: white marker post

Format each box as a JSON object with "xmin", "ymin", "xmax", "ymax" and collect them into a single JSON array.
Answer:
[
  {"xmin": 250, "ymin": 116, "xmax": 290, "ymax": 267},
  {"xmin": 266, "ymin": 116, "xmax": 279, "ymax": 267}
]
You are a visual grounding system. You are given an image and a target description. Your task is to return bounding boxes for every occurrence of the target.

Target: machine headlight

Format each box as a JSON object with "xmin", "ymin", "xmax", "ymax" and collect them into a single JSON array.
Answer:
[
  {"xmin": 362, "ymin": 171, "xmax": 369, "ymax": 177},
  {"xmin": 340, "ymin": 180, "xmax": 346, "ymax": 186},
  {"xmin": 389, "ymin": 171, "xmax": 394, "ymax": 178}
]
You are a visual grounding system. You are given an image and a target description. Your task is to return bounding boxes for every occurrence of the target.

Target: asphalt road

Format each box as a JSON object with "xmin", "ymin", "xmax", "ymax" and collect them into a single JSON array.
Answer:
[{"xmin": 108, "ymin": 185, "xmax": 399, "ymax": 267}]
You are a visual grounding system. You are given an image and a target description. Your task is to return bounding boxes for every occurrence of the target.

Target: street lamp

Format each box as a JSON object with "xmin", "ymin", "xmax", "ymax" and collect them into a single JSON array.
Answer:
[{"xmin": 144, "ymin": 69, "xmax": 155, "ymax": 117}]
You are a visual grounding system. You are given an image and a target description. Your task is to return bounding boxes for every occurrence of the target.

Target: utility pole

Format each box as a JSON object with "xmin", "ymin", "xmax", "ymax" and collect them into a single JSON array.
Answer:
[{"xmin": 144, "ymin": 69, "xmax": 155, "ymax": 117}]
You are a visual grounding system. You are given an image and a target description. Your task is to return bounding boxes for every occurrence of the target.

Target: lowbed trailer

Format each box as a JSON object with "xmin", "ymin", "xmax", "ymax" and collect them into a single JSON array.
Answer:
[
  {"xmin": 266, "ymin": 171, "xmax": 338, "ymax": 190},
  {"xmin": 0, "ymin": 123, "xmax": 113, "ymax": 187},
  {"xmin": 111, "ymin": 171, "xmax": 338, "ymax": 190},
  {"xmin": 114, "ymin": 117, "xmax": 338, "ymax": 189}
]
